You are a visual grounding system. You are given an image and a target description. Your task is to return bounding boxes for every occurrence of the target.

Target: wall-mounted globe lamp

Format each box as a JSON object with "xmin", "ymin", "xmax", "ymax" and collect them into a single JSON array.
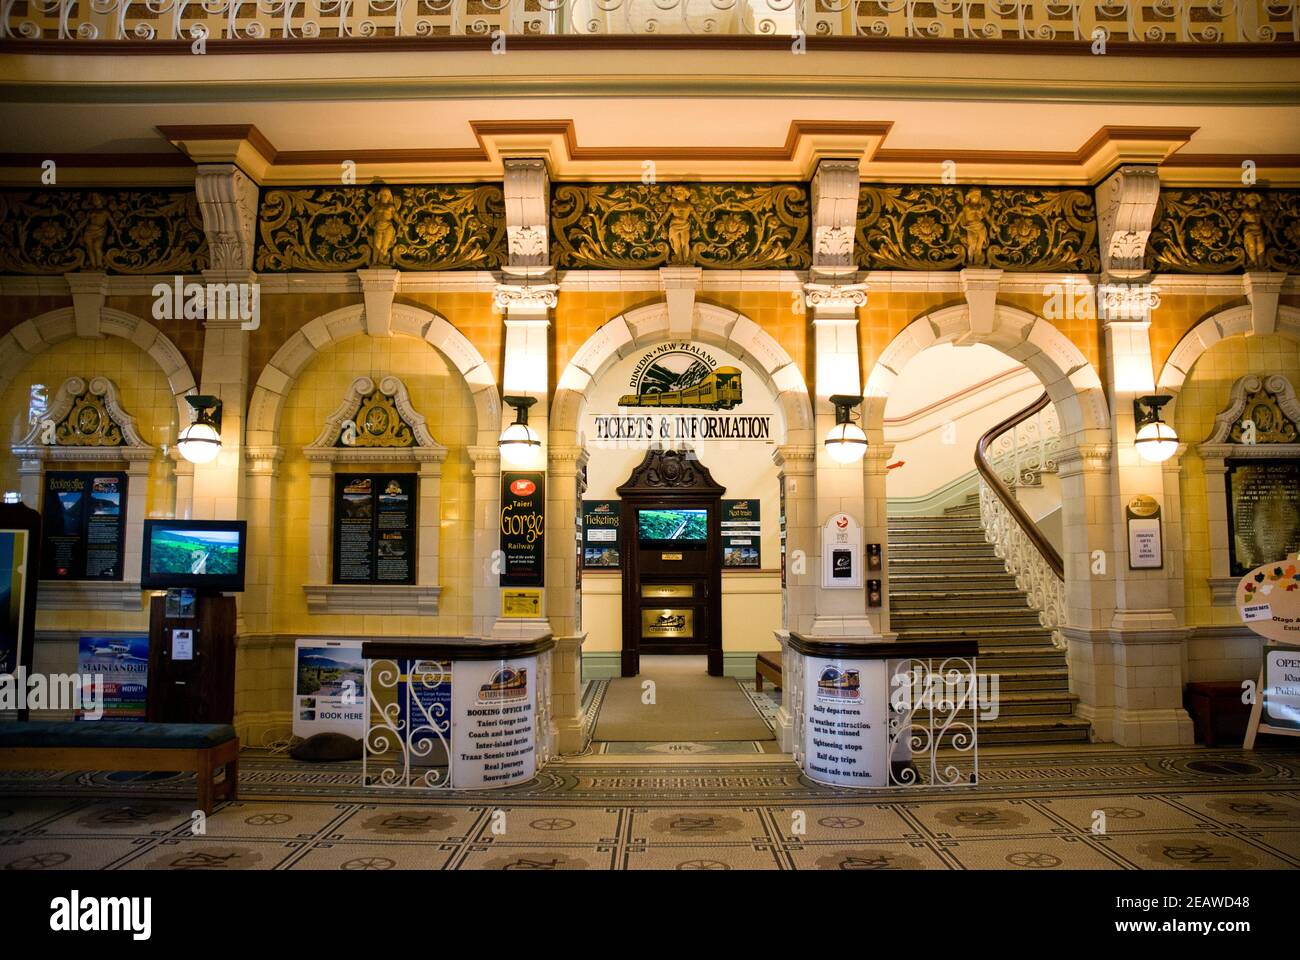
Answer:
[
  {"xmin": 1133, "ymin": 394, "xmax": 1179, "ymax": 463},
  {"xmin": 824, "ymin": 394, "xmax": 868, "ymax": 464},
  {"xmin": 177, "ymin": 395, "xmax": 223, "ymax": 465},
  {"xmin": 499, "ymin": 395, "xmax": 541, "ymax": 466}
]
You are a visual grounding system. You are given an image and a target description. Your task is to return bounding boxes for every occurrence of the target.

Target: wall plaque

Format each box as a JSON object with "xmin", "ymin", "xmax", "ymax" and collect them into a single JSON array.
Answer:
[
  {"xmin": 500, "ymin": 472, "xmax": 545, "ymax": 587},
  {"xmin": 40, "ymin": 471, "xmax": 127, "ymax": 581},
  {"xmin": 1226, "ymin": 459, "xmax": 1300, "ymax": 577},
  {"xmin": 1125, "ymin": 494, "xmax": 1163, "ymax": 570},
  {"xmin": 332, "ymin": 473, "xmax": 417, "ymax": 584},
  {"xmin": 642, "ymin": 608, "xmax": 694, "ymax": 639},
  {"xmin": 502, "ymin": 588, "xmax": 542, "ymax": 618}
]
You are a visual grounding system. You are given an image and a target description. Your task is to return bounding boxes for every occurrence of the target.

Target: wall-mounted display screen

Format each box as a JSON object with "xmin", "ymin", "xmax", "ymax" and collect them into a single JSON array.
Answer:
[
  {"xmin": 140, "ymin": 519, "xmax": 247, "ymax": 591},
  {"xmin": 637, "ymin": 508, "xmax": 708, "ymax": 544}
]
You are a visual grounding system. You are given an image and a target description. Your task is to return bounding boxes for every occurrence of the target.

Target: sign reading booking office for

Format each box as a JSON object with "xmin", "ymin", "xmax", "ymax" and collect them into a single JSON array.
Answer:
[{"xmin": 590, "ymin": 342, "xmax": 773, "ymax": 446}]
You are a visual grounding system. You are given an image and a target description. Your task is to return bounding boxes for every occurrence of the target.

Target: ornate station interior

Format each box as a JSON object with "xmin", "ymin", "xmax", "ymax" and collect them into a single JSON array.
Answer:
[{"xmin": 0, "ymin": 1, "xmax": 1299, "ymax": 877}]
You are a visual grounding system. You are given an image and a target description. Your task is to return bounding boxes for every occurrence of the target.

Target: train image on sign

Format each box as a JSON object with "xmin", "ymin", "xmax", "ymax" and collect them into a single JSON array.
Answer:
[{"xmin": 619, "ymin": 365, "xmax": 743, "ymax": 411}]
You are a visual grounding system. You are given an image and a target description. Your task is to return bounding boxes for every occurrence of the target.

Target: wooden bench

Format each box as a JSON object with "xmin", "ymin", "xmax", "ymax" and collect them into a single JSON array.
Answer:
[
  {"xmin": 755, "ymin": 652, "xmax": 782, "ymax": 692},
  {"xmin": 1184, "ymin": 681, "xmax": 1251, "ymax": 748},
  {"xmin": 0, "ymin": 721, "xmax": 239, "ymax": 814}
]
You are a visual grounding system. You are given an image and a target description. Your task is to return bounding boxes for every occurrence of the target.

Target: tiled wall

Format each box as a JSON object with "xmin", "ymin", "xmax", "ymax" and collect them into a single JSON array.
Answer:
[
  {"xmin": 1175, "ymin": 333, "xmax": 1300, "ymax": 633},
  {"xmin": 0, "ymin": 336, "xmax": 180, "ymax": 633},
  {"xmin": 267, "ymin": 333, "xmax": 479, "ymax": 639}
]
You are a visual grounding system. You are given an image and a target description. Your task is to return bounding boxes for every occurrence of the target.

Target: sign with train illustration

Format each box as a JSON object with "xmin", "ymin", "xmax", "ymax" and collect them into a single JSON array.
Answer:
[{"xmin": 589, "ymin": 342, "xmax": 775, "ymax": 444}]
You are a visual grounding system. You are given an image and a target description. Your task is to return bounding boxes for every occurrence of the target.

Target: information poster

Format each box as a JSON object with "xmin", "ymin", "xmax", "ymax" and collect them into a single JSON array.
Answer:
[
  {"xmin": 721, "ymin": 499, "xmax": 761, "ymax": 568},
  {"xmin": 802, "ymin": 657, "xmax": 888, "ymax": 787},
  {"xmin": 0, "ymin": 530, "xmax": 31, "ymax": 676},
  {"xmin": 293, "ymin": 639, "xmax": 366, "ymax": 739},
  {"xmin": 452, "ymin": 656, "xmax": 538, "ymax": 788},
  {"xmin": 1226, "ymin": 459, "xmax": 1300, "ymax": 577},
  {"xmin": 581, "ymin": 500, "xmax": 620, "ymax": 568},
  {"xmin": 399, "ymin": 659, "xmax": 452, "ymax": 753},
  {"xmin": 333, "ymin": 474, "xmax": 417, "ymax": 584},
  {"xmin": 77, "ymin": 635, "xmax": 148, "ymax": 720},
  {"xmin": 40, "ymin": 471, "xmax": 127, "ymax": 581},
  {"xmin": 500, "ymin": 473, "xmax": 545, "ymax": 587},
  {"xmin": 502, "ymin": 588, "xmax": 542, "ymax": 618},
  {"xmin": 1263, "ymin": 646, "xmax": 1300, "ymax": 731}
]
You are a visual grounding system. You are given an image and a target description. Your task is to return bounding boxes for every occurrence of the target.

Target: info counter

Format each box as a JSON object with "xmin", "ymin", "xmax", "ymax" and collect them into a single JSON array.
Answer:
[
  {"xmin": 359, "ymin": 634, "xmax": 555, "ymax": 791},
  {"xmin": 782, "ymin": 633, "xmax": 980, "ymax": 789}
]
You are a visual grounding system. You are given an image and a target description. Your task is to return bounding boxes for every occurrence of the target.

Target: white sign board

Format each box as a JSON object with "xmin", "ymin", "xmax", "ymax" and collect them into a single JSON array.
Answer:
[
  {"xmin": 171, "ymin": 628, "xmax": 193, "ymax": 661},
  {"xmin": 1264, "ymin": 646, "xmax": 1300, "ymax": 730},
  {"xmin": 452, "ymin": 656, "xmax": 538, "ymax": 788},
  {"xmin": 822, "ymin": 513, "xmax": 862, "ymax": 589},
  {"xmin": 802, "ymin": 657, "xmax": 888, "ymax": 786},
  {"xmin": 293, "ymin": 639, "xmax": 366, "ymax": 740},
  {"xmin": 1128, "ymin": 518, "xmax": 1162, "ymax": 569}
]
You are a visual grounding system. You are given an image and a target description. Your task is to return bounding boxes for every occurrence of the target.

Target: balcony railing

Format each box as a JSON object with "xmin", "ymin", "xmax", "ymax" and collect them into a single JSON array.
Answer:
[{"xmin": 1, "ymin": 0, "xmax": 1295, "ymax": 43}]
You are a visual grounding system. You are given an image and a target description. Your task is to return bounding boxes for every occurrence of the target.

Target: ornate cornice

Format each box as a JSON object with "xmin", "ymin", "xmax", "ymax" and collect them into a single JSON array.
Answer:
[{"xmin": 13, "ymin": 376, "xmax": 153, "ymax": 461}]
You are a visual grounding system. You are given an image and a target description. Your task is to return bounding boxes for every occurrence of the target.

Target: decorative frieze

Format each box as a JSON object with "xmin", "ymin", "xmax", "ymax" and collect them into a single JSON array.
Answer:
[
  {"xmin": 255, "ymin": 184, "xmax": 507, "ymax": 271},
  {"xmin": 551, "ymin": 182, "xmax": 811, "ymax": 270},
  {"xmin": 0, "ymin": 188, "xmax": 207, "ymax": 275},
  {"xmin": 856, "ymin": 184, "xmax": 1100, "ymax": 273},
  {"xmin": 1146, "ymin": 189, "xmax": 1300, "ymax": 274}
]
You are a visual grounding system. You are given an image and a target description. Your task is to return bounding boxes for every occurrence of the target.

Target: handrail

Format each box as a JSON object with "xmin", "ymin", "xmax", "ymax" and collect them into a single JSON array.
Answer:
[{"xmin": 975, "ymin": 392, "xmax": 1064, "ymax": 579}]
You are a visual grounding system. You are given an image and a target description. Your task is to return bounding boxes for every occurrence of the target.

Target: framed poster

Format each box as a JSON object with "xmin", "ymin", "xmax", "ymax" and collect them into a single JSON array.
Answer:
[
  {"xmin": 77, "ymin": 635, "xmax": 148, "ymax": 720},
  {"xmin": 502, "ymin": 588, "xmax": 542, "ymax": 618},
  {"xmin": 721, "ymin": 498, "xmax": 761, "ymax": 568},
  {"xmin": 1226, "ymin": 458, "xmax": 1300, "ymax": 577},
  {"xmin": 1262, "ymin": 645, "xmax": 1300, "ymax": 732},
  {"xmin": 0, "ymin": 501, "xmax": 41, "ymax": 688},
  {"xmin": 40, "ymin": 471, "xmax": 128, "ymax": 581},
  {"xmin": 332, "ymin": 473, "xmax": 417, "ymax": 585},
  {"xmin": 582, "ymin": 499, "xmax": 620, "ymax": 569},
  {"xmin": 500, "ymin": 472, "xmax": 545, "ymax": 587}
]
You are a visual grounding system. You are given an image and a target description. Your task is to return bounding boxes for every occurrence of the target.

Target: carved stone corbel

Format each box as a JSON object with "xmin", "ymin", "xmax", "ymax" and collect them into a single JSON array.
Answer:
[
  {"xmin": 810, "ymin": 158, "xmax": 860, "ymax": 281},
  {"xmin": 503, "ymin": 157, "xmax": 551, "ymax": 278},
  {"xmin": 194, "ymin": 163, "xmax": 259, "ymax": 273},
  {"xmin": 959, "ymin": 268, "xmax": 1003, "ymax": 338},
  {"xmin": 357, "ymin": 268, "xmax": 400, "ymax": 337},
  {"xmin": 1244, "ymin": 271, "xmax": 1286, "ymax": 337},
  {"xmin": 1094, "ymin": 165, "xmax": 1161, "ymax": 282},
  {"xmin": 64, "ymin": 272, "xmax": 108, "ymax": 339}
]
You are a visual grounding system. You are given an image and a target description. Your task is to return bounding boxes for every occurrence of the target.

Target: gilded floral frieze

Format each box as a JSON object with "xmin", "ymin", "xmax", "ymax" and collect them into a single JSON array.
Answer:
[
  {"xmin": 550, "ymin": 183, "xmax": 811, "ymax": 270},
  {"xmin": 855, "ymin": 185, "xmax": 1100, "ymax": 272},
  {"xmin": 1146, "ymin": 190, "xmax": 1299, "ymax": 274},
  {"xmin": 255, "ymin": 184, "xmax": 506, "ymax": 272},
  {"xmin": 0, "ymin": 189, "xmax": 206, "ymax": 275}
]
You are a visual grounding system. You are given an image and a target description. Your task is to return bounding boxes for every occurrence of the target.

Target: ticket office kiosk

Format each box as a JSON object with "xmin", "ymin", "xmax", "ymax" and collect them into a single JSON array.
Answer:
[{"xmin": 617, "ymin": 449, "xmax": 725, "ymax": 677}]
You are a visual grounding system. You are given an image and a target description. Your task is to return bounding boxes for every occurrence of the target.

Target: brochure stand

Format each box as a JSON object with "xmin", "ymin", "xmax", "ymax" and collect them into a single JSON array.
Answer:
[{"xmin": 145, "ymin": 592, "xmax": 236, "ymax": 723}]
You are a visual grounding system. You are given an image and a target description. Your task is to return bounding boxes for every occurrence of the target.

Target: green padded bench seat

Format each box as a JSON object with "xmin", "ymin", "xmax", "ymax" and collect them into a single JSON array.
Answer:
[
  {"xmin": 0, "ymin": 721, "xmax": 239, "ymax": 814},
  {"xmin": 0, "ymin": 721, "xmax": 236, "ymax": 750}
]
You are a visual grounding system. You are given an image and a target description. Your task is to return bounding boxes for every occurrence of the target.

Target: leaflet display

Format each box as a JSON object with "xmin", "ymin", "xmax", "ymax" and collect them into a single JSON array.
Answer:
[{"xmin": 40, "ymin": 471, "xmax": 128, "ymax": 581}]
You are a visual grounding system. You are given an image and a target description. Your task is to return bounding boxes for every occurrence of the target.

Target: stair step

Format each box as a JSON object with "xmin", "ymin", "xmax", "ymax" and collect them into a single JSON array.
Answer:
[
  {"xmin": 888, "ymin": 559, "xmax": 1010, "ymax": 573},
  {"xmin": 891, "ymin": 591, "xmax": 1032, "ymax": 608},
  {"xmin": 890, "ymin": 612, "xmax": 1044, "ymax": 629},
  {"xmin": 976, "ymin": 718, "xmax": 1092, "ymax": 744},
  {"xmin": 889, "ymin": 542, "xmax": 996, "ymax": 556},
  {"xmin": 898, "ymin": 627, "xmax": 1054, "ymax": 646},
  {"xmin": 978, "ymin": 648, "xmax": 1069, "ymax": 670}
]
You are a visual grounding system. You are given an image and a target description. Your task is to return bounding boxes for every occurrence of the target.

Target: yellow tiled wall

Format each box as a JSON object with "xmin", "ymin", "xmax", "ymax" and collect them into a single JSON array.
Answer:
[
  {"xmin": 1175, "ymin": 333, "xmax": 1300, "ymax": 627},
  {"xmin": 0, "ymin": 336, "xmax": 181, "ymax": 632},
  {"xmin": 266, "ymin": 333, "xmax": 478, "ymax": 638}
]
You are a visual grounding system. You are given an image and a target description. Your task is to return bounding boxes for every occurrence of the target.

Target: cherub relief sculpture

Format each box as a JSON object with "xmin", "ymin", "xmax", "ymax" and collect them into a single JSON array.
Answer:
[
  {"xmin": 366, "ymin": 187, "xmax": 402, "ymax": 265},
  {"xmin": 960, "ymin": 186, "xmax": 991, "ymax": 266},
  {"xmin": 662, "ymin": 184, "xmax": 697, "ymax": 264},
  {"xmin": 1241, "ymin": 193, "xmax": 1266, "ymax": 268},
  {"xmin": 81, "ymin": 192, "xmax": 110, "ymax": 270}
]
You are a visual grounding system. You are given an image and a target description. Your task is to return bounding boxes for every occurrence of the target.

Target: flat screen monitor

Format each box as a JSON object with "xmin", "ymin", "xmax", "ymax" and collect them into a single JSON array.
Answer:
[
  {"xmin": 140, "ymin": 519, "xmax": 247, "ymax": 591},
  {"xmin": 637, "ymin": 508, "xmax": 708, "ymax": 545}
]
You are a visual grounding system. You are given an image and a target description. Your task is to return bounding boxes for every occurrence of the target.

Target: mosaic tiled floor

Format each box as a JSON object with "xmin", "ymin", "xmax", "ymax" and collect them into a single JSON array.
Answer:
[{"xmin": 1, "ymin": 744, "xmax": 1298, "ymax": 870}]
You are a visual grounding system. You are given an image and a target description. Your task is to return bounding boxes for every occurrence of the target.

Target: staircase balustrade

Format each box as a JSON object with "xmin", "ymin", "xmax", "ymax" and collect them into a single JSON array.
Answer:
[{"xmin": 975, "ymin": 393, "xmax": 1067, "ymax": 650}]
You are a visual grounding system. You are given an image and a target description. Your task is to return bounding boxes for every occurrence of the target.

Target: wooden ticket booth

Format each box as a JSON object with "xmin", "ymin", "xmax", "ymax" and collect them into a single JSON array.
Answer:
[{"xmin": 617, "ymin": 448, "xmax": 724, "ymax": 677}]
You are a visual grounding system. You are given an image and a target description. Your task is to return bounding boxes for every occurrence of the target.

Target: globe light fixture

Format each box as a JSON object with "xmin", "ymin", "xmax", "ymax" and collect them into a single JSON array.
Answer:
[
  {"xmin": 177, "ymin": 395, "xmax": 222, "ymax": 465},
  {"xmin": 499, "ymin": 395, "xmax": 541, "ymax": 466},
  {"xmin": 1133, "ymin": 394, "xmax": 1179, "ymax": 463},
  {"xmin": 825, "ymin": 394, "xmax": 868, "ymax": 464}
]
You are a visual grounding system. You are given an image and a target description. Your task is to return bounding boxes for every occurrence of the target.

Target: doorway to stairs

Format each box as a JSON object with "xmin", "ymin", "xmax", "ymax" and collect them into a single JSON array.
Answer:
[{"xmin": 882, "ymin": 342, "xmax": 1086, "ymax": 745}]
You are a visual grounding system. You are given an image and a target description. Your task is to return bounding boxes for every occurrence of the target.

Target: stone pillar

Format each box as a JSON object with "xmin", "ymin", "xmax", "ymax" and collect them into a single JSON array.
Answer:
[
  {"xmin": 773, "ymin": 443, "xmax": 815, "ymax": 751},
  {"xmin": 806, "ymin": 283, "xmax": 875, "ymax": 636},
  {"xmin": 468, "ymin": 445, "xmax": 502, "ymax": 636}
]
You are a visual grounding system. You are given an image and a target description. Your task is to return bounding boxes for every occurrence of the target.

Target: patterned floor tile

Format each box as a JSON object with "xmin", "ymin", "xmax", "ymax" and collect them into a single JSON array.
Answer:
[
  {"xmin": 330, "ymin": 804, "xmax": 482, "ymax": 842},
  {"xmin": 191, "ymin": 800, "xmax": 353, "ymax": 840},
  {"xmin": 1159, "ymin": 791, "xmax": 1300, "ymax": 829},
  {"xmin": 289, "ymin": 841, "xmax": 457, "ymax": 871},
  {"xmin": 34, "ymin": 800, "xmax": 195, "ymax": 837},
  {"xmin": 119, "ymin": 837, "xmax": 303, "ymax": 871},
  {"xmin": 936, "ymin": 835, "xmax": 1124, "ymax": 870},
  {"xmin": 620, "ymin": 844, "xmax": 783, "ymax": 870},
  {"xmin": 456, "ymin": 843, "xmax": 616, "ymax": 870},
  {"xmin": 782, "ymin": 839, "xmax": 954, "ymax": 870},
  {"xmin": 469, "ymin": 806, "xmax": 624, "ymax": 844},
  {"xmin": 761, "ymin": 803, "xmax": 917, "ymax": 842},
  {"xmin": 903, "ymin": 798, "xmax": 1071, "ymax": 839},
  {"xmin": 1031, "ymin": 795, "xmax": 1218, "ymax": 834},
  {"xmin": 628, "ymin": 806, "xmax": 769, "ymax": 842},
  {"xmin": 1098, "ymin": 832, "xmax": 1300, "ymax": 870},
  {"xmin": 0, "ymin": 797, "xmax": 87, "ymax": 835},
  {"xmin": 0, "ymin": 835, "xmax": 158, "ymax": 870}
]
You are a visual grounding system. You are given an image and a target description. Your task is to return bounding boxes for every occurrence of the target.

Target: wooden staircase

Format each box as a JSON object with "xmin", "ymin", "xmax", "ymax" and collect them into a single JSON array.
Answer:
[{"xmin": 888, "ymin": 494, "xmax": 1091, "ymax": 745}]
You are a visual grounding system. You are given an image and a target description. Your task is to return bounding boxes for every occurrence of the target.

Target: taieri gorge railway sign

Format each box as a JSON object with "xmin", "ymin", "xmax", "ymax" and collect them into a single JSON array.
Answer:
[{"xmin": 592, "ymin": 342, "xmax": 773, "ymax": 443}]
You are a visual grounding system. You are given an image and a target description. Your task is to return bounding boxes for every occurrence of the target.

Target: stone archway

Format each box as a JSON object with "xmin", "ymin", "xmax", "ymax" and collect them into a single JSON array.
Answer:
[
  {"xmin": 246, "ymin": 302, "xmax": 500, "ymax": 451},
  {"xmin": 546, "ymin": 300, "xmax": 815, "ymax": 639},
  {"xmin": 0, "ymin": 306, "xmax": 197, "ymax": 429}
]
